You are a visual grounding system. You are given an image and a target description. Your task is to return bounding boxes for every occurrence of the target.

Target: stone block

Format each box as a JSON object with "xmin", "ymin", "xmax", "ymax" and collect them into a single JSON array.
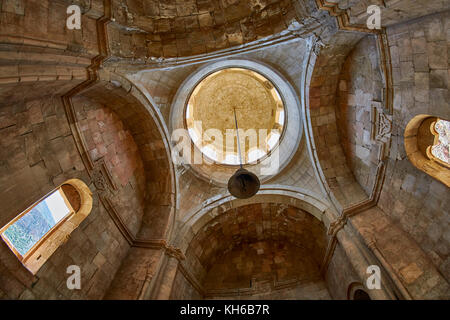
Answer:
[
  {"xmin": 427, "ymin": 42, "xmax": 447, "ymax": 70},
  {"xmin": 413, "ymin": 53, "xmax": 429, "ymax": 72},
  {"xmin": 429, "ymin": 69, "xmax": 448, "ymax": 89}
]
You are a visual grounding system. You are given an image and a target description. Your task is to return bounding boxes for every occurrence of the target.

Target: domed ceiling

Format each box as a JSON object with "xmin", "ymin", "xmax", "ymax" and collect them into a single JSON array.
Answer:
[{"xmin": 186, "ymin": 68, "xmax": 285, "ymax": 165}]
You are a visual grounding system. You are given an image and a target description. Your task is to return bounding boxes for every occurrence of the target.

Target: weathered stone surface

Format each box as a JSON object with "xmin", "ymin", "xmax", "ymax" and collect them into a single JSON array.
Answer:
[
  {"xmin": 0, "ymin": 97, "xmax": 130, "ymax": 299},
  {"xmin": 337, "ymin": 35, "xmax": 383, "ymax": 195},
  {"xmin": 0, "ymin": 0, "xmax": 448, "ymax": 302},
  {"xmin": 380, "ymin": 10, "xmax": 450, "ymax": 283},
  {"xmin": 175, "ymin": 203, "xmax": 329, "ymax": 299},
  {"xmin": 74, "ymin": 97, "xmax": 147, "ymax": 236}
]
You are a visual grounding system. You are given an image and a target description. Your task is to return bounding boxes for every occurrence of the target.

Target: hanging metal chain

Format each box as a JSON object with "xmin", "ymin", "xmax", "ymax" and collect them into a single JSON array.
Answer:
[{"xmin": 233, "ymin": 107, "xmax": 243, "ymax": 168}]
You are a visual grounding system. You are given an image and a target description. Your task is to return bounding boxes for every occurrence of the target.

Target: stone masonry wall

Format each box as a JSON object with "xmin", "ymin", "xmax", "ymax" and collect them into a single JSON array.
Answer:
[
  {"xmin": 170, "ymin": 268, "xmax": 202, "ymax": 299},
  {"xmin": 176, "ymin": 203, "xmax": 328, "ymax": 298},
  {"xmin": 0, "ymin": 97, "xmax": 130, "ymax": 299},
  {"xmin": 74, "ymin": 96, "xmax": 147, "ymax": 237},
  {"xmin": 105, "ymin": 247, "xmax": 164, "ymax": 299},
  {"xmin": 325, "ymin": 241, "xmax": 361, "ymax": 300},
  {"xmin": 378, "ymin": 10, "xmax": 450, "ymax": 281},
  {"xmin": 0, "ymin": 0, "xmax": 99, "ymax": 56},
  {"xmin": 338, "ymin": 0, "xmax": 450, "ymax": 28},
  {"xmin": 80, "ymin": 81, "xmax": 176, "ymax": 240},
  {"xmin": 337, "ymin": 35, "xmax": 383, "ymax": 195},
  {"xmin": 351, "ymin": 207, "xmax": 449, "ymax": 299},
  {"xmin": 208, "ymin": 280, "xmax": 330, "ymax": 300},
  {"xmin": 309, "ymin": 31, "xmax": 369, "ymax": 208},
  {"xmin": 0, "ymin": 0, "xmax": 98, "ymax": 110}
]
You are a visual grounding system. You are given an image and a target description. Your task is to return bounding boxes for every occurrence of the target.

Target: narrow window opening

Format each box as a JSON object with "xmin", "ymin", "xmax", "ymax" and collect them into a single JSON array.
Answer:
[
  {"xmin": 0, "ymin": 179, "xmax": 91, "ymax": 274},
  {"xmin": 405, "ymin": 115, "xmax": 450, "ymax": 187},
  {"xmin": 1, "ymin": 186, "xmax": 75, "ymax": 261}
]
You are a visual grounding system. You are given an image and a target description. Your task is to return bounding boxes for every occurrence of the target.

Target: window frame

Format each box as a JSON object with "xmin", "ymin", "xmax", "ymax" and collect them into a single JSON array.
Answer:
[
  {"xmin": 0, "ymin": 187, "xmax": 76, "ymax": 263},
  {"xmin": 405, "ymin": 115, "xmax": 450, "ymax": 187},
  {"xmin": 0, "ymin": 179, "xmax": 92, "ymax": 275}
]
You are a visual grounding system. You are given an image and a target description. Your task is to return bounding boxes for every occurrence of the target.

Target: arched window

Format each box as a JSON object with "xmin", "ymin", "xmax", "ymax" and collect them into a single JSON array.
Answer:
[
  {"xmin": 0, "ymin": 179, "xmax": 92, "ymax": 274},
  {"xmin": 405, "ymin": 115, "xmax": 450, "ymax": 187},
  {"xmin": 347, "ymin": 282, "xmax": 372, "ymax": 300},
  {"xmin": 353, "ymin": 289, "xmax": 371, "ymax": 300}
]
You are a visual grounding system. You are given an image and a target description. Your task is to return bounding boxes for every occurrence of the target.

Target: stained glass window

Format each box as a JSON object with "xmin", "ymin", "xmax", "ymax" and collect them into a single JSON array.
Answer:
[
  {"xmin": 431, "ymin": 120, "xmax": 450, "ymax": 165},
  {"xmin": 1, "ymin": 189, "xmax": 73, "ymax": 258}
]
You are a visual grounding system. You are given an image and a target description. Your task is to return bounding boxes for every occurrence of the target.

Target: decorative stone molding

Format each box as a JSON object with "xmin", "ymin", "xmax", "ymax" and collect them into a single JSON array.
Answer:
[
  {"xmin": 327, "ymin": 214, "xmax": 348, "ymax": 237},
  {"xmin": 100, "ymin": 200, "xmax": 185, "ymax": 260},
  {"xmin": 132, "ymin": 238, "xmax": 186, "ymax": 261},
  {"xmin": 319, "ymin": 98, "xmax": 393, "ymax": 274},
  {"xmin": 164, "ymin": 246, "xmax": 185, "ymax": 261},
  {"xmin": 311, "ymin": 37, "xmax": 326, "ymax": 56},
  {"xmin": 320, "ymin": 213, "xmax": 348, "ymax": 275},
  {"xmin": 62, "ymin": 0, "xmax": 112, "ymax": 174},
  {"xmin": 321, "ymin": 161, "xmax": 385, "ymax": 273},
  {"xmin": 92, "ymin": 168, "xmax": 107, "ymax": 192},
  {"xmin": 371, "ymin": 101, "xmax": 393, "ymax": 165},
  {"xmin": 294, "ymin": 1, "xmax": 395, "ymax": 278},
  {"xmin": 92, "ymin": 159, "xmax": 117, "ymax": 195},
  {"xmin": 315, "ymin": 0, "xmax": 382, "ymax": 34},
  {"xmin": 371, "ymin": 102, "xmax": 393, "ymax": 144},
  {"xmin": 126, "ymin": 238, "xmax": 185, "ymax": 262}
]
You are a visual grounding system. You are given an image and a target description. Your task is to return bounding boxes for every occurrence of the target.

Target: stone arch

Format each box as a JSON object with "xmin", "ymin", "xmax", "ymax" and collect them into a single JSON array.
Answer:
[
  {"xmin": 174, "ymin": 185, "xmax": 333, "ymax": 252},
  {"xmin": 169, "ymin": 187, "xmax": 333, "ymax": 299},
  {"xmin": 302, "ymin": 32, "xmax": 388, "ymax": 212},
  {"xmin": 336, "ymin": 35, "xmax": 385, "ymax": 196},
  {"xmin": 72, "ymin": 94, "xmax": 148, "ymax": 237},
  {"xmin": 404, "ymin": 114, "xmax": 450, "ymax": 187},
  {"xmin": 74, "ymin": 72, "xmax": 178, "ymax": 241}
]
